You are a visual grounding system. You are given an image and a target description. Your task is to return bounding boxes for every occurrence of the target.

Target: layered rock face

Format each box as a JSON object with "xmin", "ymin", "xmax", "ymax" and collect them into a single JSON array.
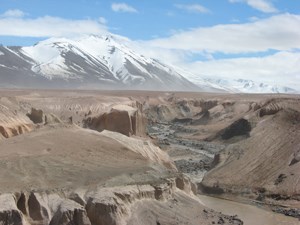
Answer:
[
  {"xmin": 0, "ymin": 100, "xmax": 33, "ymax": 139},
  {"xmin": 0, "ymin": 123, "xmax": 32, "ymax": 139},
  {"xmin": 83, "ymin": 102, "xmax": 146, "ymax": 137},
  {"xmin": 0, "ymin": 124, "xmax": 183, "ymax": 225},
  {"xmin": 0, "ymin": 91, "xmax": 146, "ymax": 139},
  {"xmin": 0, "ymin": 177, "xmax": 236, "ymax": 225}
]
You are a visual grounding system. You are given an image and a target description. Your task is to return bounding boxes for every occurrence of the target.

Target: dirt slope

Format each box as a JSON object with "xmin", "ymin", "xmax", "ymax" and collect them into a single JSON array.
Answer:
[
  {"xmin": 201, "ymin": 104, "xmax": 300, "ymax": 199},
  {"xmin": 0, "ymin": 89, "xmax": 244, "ymax": 225}
]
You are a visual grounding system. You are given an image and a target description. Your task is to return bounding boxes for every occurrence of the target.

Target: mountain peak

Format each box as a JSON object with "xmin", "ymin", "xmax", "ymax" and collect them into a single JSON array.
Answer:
[
  {"xmin": 0, "ymin": 35, "xmax": 199, "ymax": 91},
  {"xmin": 0, "ymin": 35, "xmax": 297, "ymax": 93}
]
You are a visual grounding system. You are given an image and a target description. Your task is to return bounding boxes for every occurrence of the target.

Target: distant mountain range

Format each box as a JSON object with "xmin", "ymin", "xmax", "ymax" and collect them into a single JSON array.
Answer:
[
  {"xmin": 204, "ymin": 78, "xmax": 297, "ymax": 94},
  {"xmin": 0, "ymin": 34, "xmax": 297, "ymax": 93}
]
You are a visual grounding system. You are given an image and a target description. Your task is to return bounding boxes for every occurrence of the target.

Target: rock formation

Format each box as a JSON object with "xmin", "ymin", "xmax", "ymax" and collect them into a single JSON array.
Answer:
[
  {"xmin": 26, "ymin": 108, "xmax": 44, "ymax": 124},
  {"xmin": 0, "ymin": 98, "xmax": 34, "ymax": 139},
  {"xmin": 0, "ymin": 176, "xmax": 241, "ymax": 225},
  {"xmin": 2, "ymin": 89, "xmax": 298, "ymax": 224},
  {"xmin": 83, "ymin": 103, "xmax": 146, "ymax": 137}
]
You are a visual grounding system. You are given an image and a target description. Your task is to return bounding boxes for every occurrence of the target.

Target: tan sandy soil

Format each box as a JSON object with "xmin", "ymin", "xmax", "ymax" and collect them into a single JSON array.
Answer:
[
  {"xmin": 0, "ymin": 89, "xmax": 247, "ymax": 225},
  {"xmin": 0, "ymin": 88, "xmax": 299, "ymax": 224},
  {"xmin": 0, "ymin": 124, "xmax": 176, "ymax": 193}
]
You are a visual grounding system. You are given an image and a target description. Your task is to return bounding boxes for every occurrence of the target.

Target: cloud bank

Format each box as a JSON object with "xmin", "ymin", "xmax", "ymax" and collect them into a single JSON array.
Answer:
[
  {"xmin": 186, "ymin": 51, "xmax": 300, "ymax": 88},
  {"xmin": 137, "ymin": 13, "xmax": 300, "ymax": 88},
  {"xmin": 0, "ymin": 10, "xmax": 107, "ymax": 37},
  {"xmin": 147, "ymin": 14, "xmax": 300, "ymax": 54}
]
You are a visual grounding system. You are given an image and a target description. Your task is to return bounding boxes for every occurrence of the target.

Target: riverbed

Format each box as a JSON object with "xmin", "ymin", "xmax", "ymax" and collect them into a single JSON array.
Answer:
[
  {"xmin": 148, "ymin": 122, "xmax": 300, "ymax": 224},
  {"xmin": 198, "ymin": 195, "xmax": 299, "ymax": 225}
]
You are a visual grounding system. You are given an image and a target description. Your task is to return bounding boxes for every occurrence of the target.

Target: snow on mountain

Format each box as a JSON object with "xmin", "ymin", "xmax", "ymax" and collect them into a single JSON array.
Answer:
[
  {"xmin": 0, "ymin": 34, "xmax": 201, "ymax": 91},
  {"xmin": 166, "ymin": 65, "xmax": 228, "ymax": 93},
  {"xmin": 203, "ymin": 78, "xmax": 297, "ymax": 94},
  {"xmin": 14, "ymin": 35, "xmax": 198, "ymax": 90},
  {"xmin": 0, "ymin": 34, "xmax": 298, "ymax": 93},
  {"xmin": 174, "ymin": 66, "xmax": 297, "ymax": 94}
]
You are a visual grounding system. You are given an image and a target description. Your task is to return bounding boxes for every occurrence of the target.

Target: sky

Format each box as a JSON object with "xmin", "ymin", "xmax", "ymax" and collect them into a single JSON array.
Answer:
[{"xmin": 0, "ymin": 0, "xmax": 300, "ymax": 89}]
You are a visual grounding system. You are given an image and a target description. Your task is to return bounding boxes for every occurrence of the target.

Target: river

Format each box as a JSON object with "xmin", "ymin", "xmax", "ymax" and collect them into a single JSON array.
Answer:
[
  {"xmin": 198, "ymin": 195, "xmax": 299, "ymax": 225},
  {"xmin": 148, "ymin": 123, "xmax": 299, "ymax": 225}
]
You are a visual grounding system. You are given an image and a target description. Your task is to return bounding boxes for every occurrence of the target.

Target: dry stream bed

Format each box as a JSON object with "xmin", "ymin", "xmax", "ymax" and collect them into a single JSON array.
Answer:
[{"xmin": 148, "ymin": 121, "xmax": 300, "ymax": 225}]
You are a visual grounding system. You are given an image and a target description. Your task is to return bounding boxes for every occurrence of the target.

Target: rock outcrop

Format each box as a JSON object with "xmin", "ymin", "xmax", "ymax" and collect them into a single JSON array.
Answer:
[
  {"xmin": 258, "ymin": 102, "xmax": 283, "ymax": 117},
  {"xmin": 0, "ymin": 177, "xmax": 206, "ymax": 225},
  {"xmin": 219, "ymin": 118, "xmax": 251, "ymax": 140},
  {"xmin": 0, "ymin": 194, "xmax": 27, "ymax": 225},
  {"xmin": 44, "ymin": 114, "xmax": 62, "ymax": 125},
  {"xmin": 0, "ymin": 124, "xmax": 32, "ymax": 139},
  {"xmin": 0, "ymin": 100, "xmax": 34, "ymax": 139},
  {"xmin": 26, "ymin": 108, "xmax": 44, "ymax": 124},
  {"xmin": 83, "ymin": 103, "xmax": 146, "ymax": 137}
]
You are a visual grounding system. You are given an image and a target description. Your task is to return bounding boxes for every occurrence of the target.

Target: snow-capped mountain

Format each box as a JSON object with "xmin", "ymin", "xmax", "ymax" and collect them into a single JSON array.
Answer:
[
  {"xmin": 0, "ymin": 34, "xmax": 297, "ymax": 93},
  {"xmin": 0, "ymin": 35, "xmax": 200, "ymax": 91},
  {"xmin": 204, "ymin": 78, "xmax": 297, "ymax": 94},
  {"xmin": 181, "ymin": 69, "xmax": 297, "ymax": 93}
]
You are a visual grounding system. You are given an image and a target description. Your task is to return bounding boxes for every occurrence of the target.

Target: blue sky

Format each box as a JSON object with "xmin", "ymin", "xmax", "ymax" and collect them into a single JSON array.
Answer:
[
  {"xmin": 1, "ymin": 0, "xmax": 299, "ymax": 45},
  {"xmin": 0, "ymin": 0, "xmax": 300, "ymax": 88}
]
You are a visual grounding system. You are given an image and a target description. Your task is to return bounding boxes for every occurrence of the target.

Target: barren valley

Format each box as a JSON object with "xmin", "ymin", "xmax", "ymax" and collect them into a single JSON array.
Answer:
[{"xmin": 0, "ymin": 89, "xmax": 299, "ymax": 225}]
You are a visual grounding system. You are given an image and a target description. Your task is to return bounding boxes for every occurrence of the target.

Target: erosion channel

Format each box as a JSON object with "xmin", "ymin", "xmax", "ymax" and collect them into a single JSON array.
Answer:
[
  {"xmin": 146, "ymin": 93, "xmax": 300, "ymax": 225},
  {"xmin": 0, "ymin": 90, "xmax": 299, "ymax": 225}
]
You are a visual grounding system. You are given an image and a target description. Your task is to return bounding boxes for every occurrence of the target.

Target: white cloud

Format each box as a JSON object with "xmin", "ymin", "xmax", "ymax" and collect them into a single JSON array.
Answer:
[
  {"xmin": 147, "ymin": 14, "xmax": 300, "ymax": 54},
  {"xmin": 175, "ymin": 4, "xmax": 210, "ymax": 14},
  {"xmin": 0, "ymin": 16, "xmax": 107, "ymax": 37},
  {"xmin": 133, "ymin": 38, "xmax": 300, "ymax": 89},
  {"xmin": 0, "ymin": 8, "xmax": 298, "ymax": 90},
  {"xmin": 111, "ymin": 3, "xmax": 138, "ymax": 13},
  {"xmin": 1, "ymin": 9, "xmax": 25, "ymax": 18},
  {"xmin": 229, "ymin": 0, "xmax": 278, "ymax": 13},
  {"xmin": 134, "ymin": 13, "xmax": 300, "ymax": 89},
  {"xmin": 183, "ymin": 51, "xmax": 300, "ymax": 89}
]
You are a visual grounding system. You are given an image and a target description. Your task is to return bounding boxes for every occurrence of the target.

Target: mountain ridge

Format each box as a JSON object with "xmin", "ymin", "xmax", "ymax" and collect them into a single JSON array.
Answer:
[
  {"xmin": 0, "ymin": 35, "xmax": 201, "ymax": 91},
  {"xmin": 0, "ymin": 34, "xmax": 297, "ymax": 93}
]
